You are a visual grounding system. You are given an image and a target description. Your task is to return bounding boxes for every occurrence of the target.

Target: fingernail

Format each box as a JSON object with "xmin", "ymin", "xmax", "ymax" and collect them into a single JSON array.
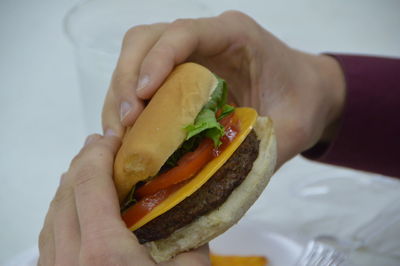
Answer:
[
  {"xmin": 104, "ymin": 128, "xmax": 117, "ymax": 137},
  {"xmin": 137, "ymin": 75, "xmax": 150, "ymax": 92},
  {"xmin": 120, "ymin": 101, "xmax": 132, "ymax": 122}
]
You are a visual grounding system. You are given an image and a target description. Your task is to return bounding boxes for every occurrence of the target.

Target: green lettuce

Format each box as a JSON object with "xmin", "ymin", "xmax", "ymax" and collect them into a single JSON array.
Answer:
[
  {"xmin": 184, "ymin": 77, "xmax": 234, "ymax": 146},
  {"xmin": 120, "ymin": 186, "xmax": 137, "ymax": 212},
  {"xmin": 184, "ymin": 108, "xmax": 224, "ymax": 146},
  {"xmin": 202, "ymin": 76, "xmax": 227, "ymax": 111},
  {"xmin": 218, "ymin": 104, "xmax": 235, "ymax": 121},
  {"xmin": 162, "ymin": 76, "xmax": 234, "ymax": 170}
]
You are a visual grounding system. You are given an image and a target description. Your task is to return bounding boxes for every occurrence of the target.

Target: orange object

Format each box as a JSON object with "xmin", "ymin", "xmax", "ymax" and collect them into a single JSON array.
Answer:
[
  {"xmin": 210, "ymin": 253, "xmax": 268, "ymax": 266},
  {"xmin": 135, "ymin": 138, "xmax": 215, "ymax": 199}
]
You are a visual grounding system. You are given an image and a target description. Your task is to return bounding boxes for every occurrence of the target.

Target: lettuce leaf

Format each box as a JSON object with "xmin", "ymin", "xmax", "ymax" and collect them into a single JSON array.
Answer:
[
  {"xmin": 184, "ymin": 77, "xmax": 234, "ymax": 146},
  {"xmin": 163, "ymin": 76, "xmax": 234, "ymax": 170},
  {"xmin": 185, "ymin": 109, "xmax": 225, "ymax": 146},
  {"xmin": 218, "ymin": 104, "xmax": 235, "ymax": 121},
  {"xmin": 202, "ymin": 77, "xmax": 227, "ymax": 112},
  {"xmin": 120, "ymin": 186, "xmax": 137, "ymax": 212}
]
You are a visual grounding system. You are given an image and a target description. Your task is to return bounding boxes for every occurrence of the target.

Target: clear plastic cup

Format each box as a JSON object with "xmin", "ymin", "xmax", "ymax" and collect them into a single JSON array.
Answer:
[{"xmin": 64, "ymin": 0, "xmax": 212, "ymax": 133}]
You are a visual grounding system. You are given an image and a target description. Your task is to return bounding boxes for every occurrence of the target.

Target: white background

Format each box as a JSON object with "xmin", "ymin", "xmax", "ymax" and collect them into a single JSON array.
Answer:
[{"xmin": 1, "ymin": 0, "xmax": 400, "ymax": 264}]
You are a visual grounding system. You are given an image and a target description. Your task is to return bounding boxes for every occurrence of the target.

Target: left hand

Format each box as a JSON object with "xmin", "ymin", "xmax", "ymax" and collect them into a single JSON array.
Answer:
[{"xmin": 38, "ymin": 133, "xmax": 210, "ymax": 266}]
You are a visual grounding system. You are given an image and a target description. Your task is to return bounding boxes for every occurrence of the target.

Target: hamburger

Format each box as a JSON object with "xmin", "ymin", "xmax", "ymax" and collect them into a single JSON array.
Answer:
[{"xmin": 114, "ymin": 62, "xmax": 277, "ymax": 262}]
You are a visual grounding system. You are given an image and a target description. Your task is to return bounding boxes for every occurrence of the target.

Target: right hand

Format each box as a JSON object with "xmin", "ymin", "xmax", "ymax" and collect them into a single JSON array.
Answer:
[{"xmin": 102, "ymin": 10, "xmax": 345, "ymax": 168}]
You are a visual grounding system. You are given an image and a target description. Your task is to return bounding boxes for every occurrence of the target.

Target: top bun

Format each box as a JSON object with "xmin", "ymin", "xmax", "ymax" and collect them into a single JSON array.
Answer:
[{"xmin": 114, "ymin": 63, "xmax": 218, "ymax": 202}]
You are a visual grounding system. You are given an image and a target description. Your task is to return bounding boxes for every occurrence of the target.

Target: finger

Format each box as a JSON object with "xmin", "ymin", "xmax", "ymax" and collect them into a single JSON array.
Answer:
[
  {"xmin": 38, "ymin": 207, "xmax": 55, "ymax": 266},
  {"xmin": 83, "ymin": 133, "xmax": 102, "ymax": 147},
  {"xmin": 135, "ymin": 15, "xmax": 235, "ymax": 100},
  {"xmin": 38, "ymin": 172, "xmax": 81, "ymax": 266},
  {"xmin": 52, "ymin": 173, "xmax": 81, "ymax": 266},
  {"xmin": 71, "ymin": 135, "xmax": 151, "ymax": 263},
  {"xmin": 108, "ymin": 23, "xmax": 167, "ymax": 128},
  {"xmin": 72, "ymin": 135, "xmax": 121, "ymax": 231},
  {"xmin": 101, "ymin": 89, "xmax": 124, "ymax": 137}
]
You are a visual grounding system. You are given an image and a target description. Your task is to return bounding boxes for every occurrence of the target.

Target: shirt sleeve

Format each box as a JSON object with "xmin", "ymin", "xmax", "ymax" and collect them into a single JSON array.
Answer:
[{"xmin": 302, "ymin": 54, "xmax": 400, "ymax": 178}]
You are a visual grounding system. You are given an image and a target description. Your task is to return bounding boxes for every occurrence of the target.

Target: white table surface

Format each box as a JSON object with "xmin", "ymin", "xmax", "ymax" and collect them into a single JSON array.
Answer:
[{"xmin": 1, "ymin": 0, "xmax": 400, "ymax": 265}]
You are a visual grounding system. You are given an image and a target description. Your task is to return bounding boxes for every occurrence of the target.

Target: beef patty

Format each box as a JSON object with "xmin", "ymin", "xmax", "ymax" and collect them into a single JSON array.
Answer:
[{"xmin": 134, "ymin": 130, "xmax": 260, "ymax": 244}]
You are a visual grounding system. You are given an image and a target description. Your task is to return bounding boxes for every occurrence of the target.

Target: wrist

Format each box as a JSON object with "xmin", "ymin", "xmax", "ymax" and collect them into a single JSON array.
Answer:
[{"xmin": 313, "ymin": 54, "xmax": 346, "ymax": 143}]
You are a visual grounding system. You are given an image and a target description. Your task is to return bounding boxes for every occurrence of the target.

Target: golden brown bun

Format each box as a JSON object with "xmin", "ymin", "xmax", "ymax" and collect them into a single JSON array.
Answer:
[
  {"xmin": 147, "ymin": 116, "xmax": 277, "ymax": 263},
  {"xmin": 114, "ymin": 63, "xmax": 218, "ymax": 202}
]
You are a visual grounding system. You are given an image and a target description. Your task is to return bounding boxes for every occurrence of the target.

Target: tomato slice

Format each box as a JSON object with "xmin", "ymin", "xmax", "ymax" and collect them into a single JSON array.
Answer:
[
  {"xmin": 219, "ymin": 111, "xmax": 238, "ymax": 127},
  {"xmin": 122, "ymin": 183, "xmax": 184, "ymax": 228},
  {"xmin": 134, "ymin": 139, "xmax": 215, "ymax": 199},
  {"xmin": 134, "ymin": 111, "xmax": 239, "ymax": 199}
]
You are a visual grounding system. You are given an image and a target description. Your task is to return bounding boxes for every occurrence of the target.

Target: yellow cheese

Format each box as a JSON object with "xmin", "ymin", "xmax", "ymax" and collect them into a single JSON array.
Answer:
[{"xmin": 128, "ymin": 107, "xmax": 258, "ymax": 231}]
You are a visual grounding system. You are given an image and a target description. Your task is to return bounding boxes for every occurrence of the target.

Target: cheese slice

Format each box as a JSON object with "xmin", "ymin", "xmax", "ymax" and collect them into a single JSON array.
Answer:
[{"xmin": 128, "ymin": 107, "xmax": 258, "ymax": 231}]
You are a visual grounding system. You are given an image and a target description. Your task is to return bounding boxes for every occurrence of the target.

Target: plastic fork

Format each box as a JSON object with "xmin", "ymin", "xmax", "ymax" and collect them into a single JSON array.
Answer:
[
  {"xmin": 295, "ymin": 235, "xmax": 353, "ymax": 266},
  {"xmin": 295, "ymin": 198, "xmax": 400, "ymax": 266}
]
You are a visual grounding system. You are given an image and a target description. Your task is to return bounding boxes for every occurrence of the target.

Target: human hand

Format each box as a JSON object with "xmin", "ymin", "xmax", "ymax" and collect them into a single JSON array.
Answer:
[
  {"xmin": 38, "ymin": 133, "xmax": 210, "ymax": 266},
  {"xmin": 102, "ymin": 10, "xmax": 345, "ymax": 167}
]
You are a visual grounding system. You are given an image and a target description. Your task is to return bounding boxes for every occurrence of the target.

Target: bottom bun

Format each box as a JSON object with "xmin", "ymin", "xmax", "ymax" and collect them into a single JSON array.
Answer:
[{"xmin": 146, "ymin": 116, "xmax": 277, "ymax": 263}]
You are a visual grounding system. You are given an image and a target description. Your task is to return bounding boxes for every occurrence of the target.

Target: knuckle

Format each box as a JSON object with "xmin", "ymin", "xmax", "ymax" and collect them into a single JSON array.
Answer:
[
  {"xmin": 84, "ymin": 134, "xmax": 102, "ymax": 147},
  {"xmin": 123, "ymin": 24, "xmax": 150, "ymax": 43},
  {"xmin": 70, "ymin": 142, "xmax": 111, "ymax": 171},
  {"xmin": 50, "ymin": 191, "xmax": 65, "ymax": 208},
  {"xmin": 142, "ymin": 43, "xmax": 176, "ymax": 68},
  {"xmin": 87, "ymin": 133, "xmax": 101, "ymax": 140},
  {"xmin": 90, "ymin": 141, "xmax": 115, "ymax": 160},
  {"xmin": 50, "ymin": 176, "xmax": 73, "ymax": 207},
  {"xmin": 59, "ymin": 172, "xmax": 68, "ymax": 185},
  {"xmin": 219, "ymin": 10, "xmax": 258, "ymax": 31},
  {"xmin": 219, "ymin": 10, "xmax": 248, "ymax": 20},
  {"xmin": 80, "ymin": 243, "xmax": 126, "ymax": 266},
  {"xmin": 70, "ymin": 146, "xmax": 88, "ymax": 168},
  {"xmin": 143, "ymin": 19, "xmax": 197, "ymax": 65},
  {"xmin": 151, "ymin": 43, "xmax": 175, "ymax": 61},
  {"xmin": 38, "ymin": 228, "xmax": 49, "ymax": 251},
  {"xmin": 219, "ymin": 10, "xmax": 260, "ymax": 42},
  {"xmin": 169, "ymin": 18, "xmax": 195, "ymax": 31}
]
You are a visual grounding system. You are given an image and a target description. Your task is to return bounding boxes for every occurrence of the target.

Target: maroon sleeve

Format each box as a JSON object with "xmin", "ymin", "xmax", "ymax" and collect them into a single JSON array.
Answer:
[{"xmin": 302, "ymin": 54, "xmax": 400, "ymax": 178}]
